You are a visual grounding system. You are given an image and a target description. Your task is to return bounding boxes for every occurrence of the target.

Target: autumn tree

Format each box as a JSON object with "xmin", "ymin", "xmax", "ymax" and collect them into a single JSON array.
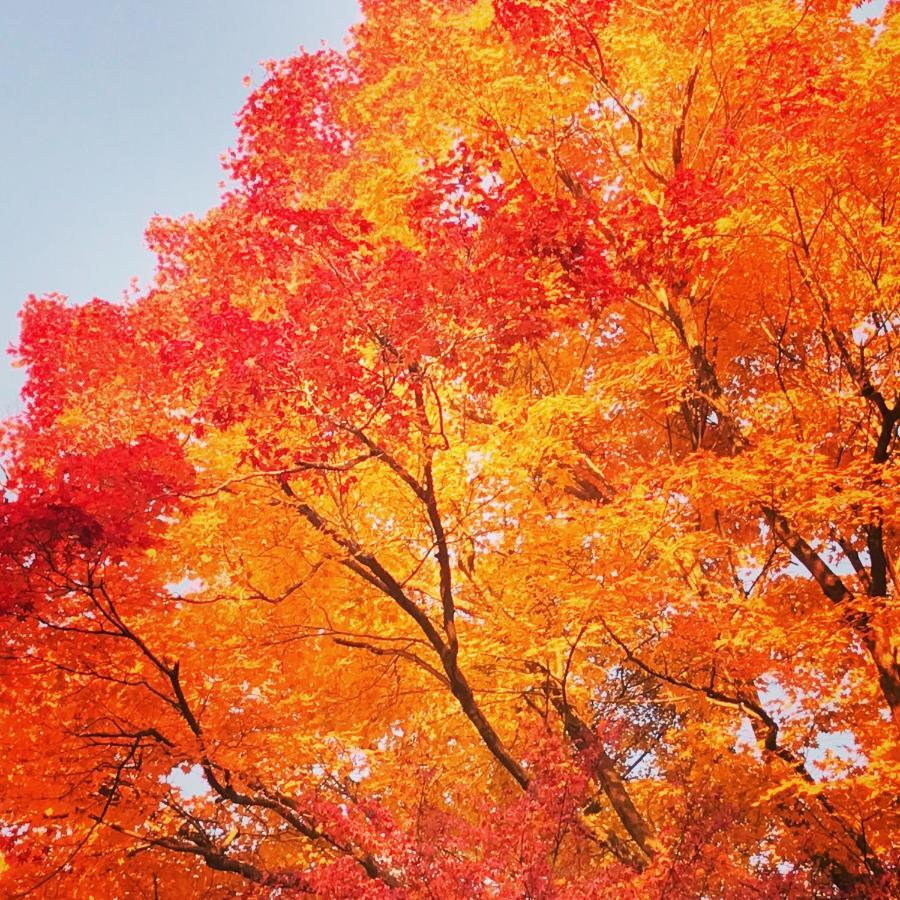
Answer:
[{"xmin": 1, "ymin": 1, "xmax": 898, "ymax": 896}]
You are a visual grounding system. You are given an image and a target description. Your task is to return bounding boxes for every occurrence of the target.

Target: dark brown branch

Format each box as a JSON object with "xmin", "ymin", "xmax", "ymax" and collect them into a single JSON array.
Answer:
[
  {"xmin": 601, "ymin": 623, "xmax": 884, "ymax": 877},
  {"xmin": 333, "ymin": 636, "xmax": 451, "ymax": 687},
  {"xmin": 762, "ymin": 506, "xmax": 900, "ymax": 728},
  {"xmin": 95, "ymin": 819, "xmax": 314, "ymax": 891},
  {"xmin": 526, "ymin": 663, "xmax": 661, "ymax": 863},
  {"xmin": 281, "ymin": 484, "xmax": 529, "ymax": 790},
  {"xmin": 672, "ymin": 64, "xmax": 700, "ymax": 170}
]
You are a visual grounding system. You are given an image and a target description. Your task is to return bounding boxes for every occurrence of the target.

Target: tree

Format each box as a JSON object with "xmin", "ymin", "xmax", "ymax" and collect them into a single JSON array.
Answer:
[{"xmin": 1, "ymin": 0, "xmax": 898, "ymax": 895}]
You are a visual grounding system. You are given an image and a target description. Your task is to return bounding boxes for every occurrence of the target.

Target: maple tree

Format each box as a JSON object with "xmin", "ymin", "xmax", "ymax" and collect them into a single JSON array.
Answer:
[{"xmin": 1, "ymin": 0, "xmax": 899, "ymax": 895}]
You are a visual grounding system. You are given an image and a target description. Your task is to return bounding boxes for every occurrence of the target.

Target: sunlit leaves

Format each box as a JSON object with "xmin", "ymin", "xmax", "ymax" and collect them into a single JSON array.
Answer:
[{"xmin": 1, "ymin": 0, "xmax": 898, "ymax": 896}]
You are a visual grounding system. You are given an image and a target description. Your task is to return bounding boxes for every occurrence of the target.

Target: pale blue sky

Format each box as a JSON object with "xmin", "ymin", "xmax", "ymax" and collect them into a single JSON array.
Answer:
[{"xmin": 0, "ymin": 0, "xmax": 359, "ymax": 414}]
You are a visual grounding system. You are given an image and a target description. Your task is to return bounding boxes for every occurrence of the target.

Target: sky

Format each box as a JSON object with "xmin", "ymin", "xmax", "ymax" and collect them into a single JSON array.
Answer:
[{"xmin": 0, "ymin": 0, "xmax": 360, "ymax": 415}]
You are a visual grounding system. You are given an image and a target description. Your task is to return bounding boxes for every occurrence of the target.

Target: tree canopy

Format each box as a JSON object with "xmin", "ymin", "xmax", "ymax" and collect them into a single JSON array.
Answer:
[{"xmin": 1, "ymin": 0, "xmax": 898, "ymax": 896}]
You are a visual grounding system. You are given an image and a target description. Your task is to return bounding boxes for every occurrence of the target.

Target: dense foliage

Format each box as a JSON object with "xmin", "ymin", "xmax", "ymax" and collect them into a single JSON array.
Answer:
[{"xmin": 1, "ymin": 1, "xmax": 898, "ymax": 896}]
